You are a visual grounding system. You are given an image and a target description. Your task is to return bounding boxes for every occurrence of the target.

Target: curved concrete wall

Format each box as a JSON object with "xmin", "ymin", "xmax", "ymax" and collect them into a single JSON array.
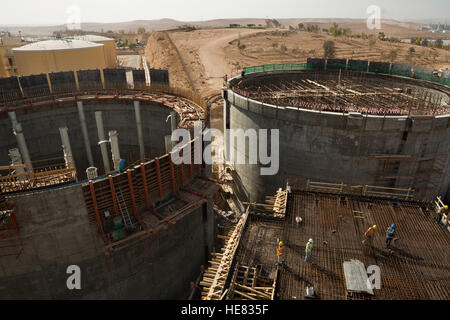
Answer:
[
  {"xmin": 0, "ymin": 184, "xmax": 214, "ymax": 299},
  {"xmin": 0, "ymin": 101, "xmax": 173, "ymax": 178},
  {"xmin": 225, "ymin": 75, "xmax": 450, "ymax": 202}
]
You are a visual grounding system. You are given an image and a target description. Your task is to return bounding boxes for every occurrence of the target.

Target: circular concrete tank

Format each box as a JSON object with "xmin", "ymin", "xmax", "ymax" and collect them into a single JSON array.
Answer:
[
  {"xmin": 224, "ymin": 69, "xmax": 450, "ymax": 202},
  {"xmin": 0, "ymin": 86, "xmax": 214, "ymax": 299}
]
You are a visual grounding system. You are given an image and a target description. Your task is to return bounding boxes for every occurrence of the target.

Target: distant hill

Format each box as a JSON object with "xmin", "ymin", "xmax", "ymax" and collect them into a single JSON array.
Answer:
[{"xmin": 0, "ymin": 18, "xmax": 442, "ymax": 39}]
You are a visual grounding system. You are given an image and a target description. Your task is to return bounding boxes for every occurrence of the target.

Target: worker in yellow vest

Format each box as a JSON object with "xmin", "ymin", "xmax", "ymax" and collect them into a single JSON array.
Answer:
[
  {"xmin": 305, "ymin": 239, "xmax": 313, "ymax": 263},
  {"xmin": 277, "ymin": 241, "xmax": 285, "ymax": 265},
  {"xmin": 362, "ymin": 225, "xmax": 377, "ymax": 246}
]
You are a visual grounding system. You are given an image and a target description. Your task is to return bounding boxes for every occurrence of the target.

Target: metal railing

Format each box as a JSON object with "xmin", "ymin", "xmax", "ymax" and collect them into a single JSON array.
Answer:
[{"xmin": 242, "ymin": 60, "xmax": 450, "ymax": 87}]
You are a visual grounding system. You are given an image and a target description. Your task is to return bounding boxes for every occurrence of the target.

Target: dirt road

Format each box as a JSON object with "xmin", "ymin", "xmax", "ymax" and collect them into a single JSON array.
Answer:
[
  {"xmin": 198, "ymin": 29, "xmax": 263, "ymax": 91},
  {"xmin": 170, "ymin": 28, "xmax": 264, "ymax": 96}
]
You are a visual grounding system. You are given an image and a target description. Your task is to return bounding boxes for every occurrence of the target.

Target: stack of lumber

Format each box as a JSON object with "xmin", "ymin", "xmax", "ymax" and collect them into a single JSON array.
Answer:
[{"xmin": 200, "ymin": 207, "xmax": 249, "ymax": 300}]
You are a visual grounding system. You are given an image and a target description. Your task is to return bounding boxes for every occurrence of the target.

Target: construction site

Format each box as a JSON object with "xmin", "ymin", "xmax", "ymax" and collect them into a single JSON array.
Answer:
[{"xmin": 0, "ymin": 31, "xmax": 449, "ymax": 300}]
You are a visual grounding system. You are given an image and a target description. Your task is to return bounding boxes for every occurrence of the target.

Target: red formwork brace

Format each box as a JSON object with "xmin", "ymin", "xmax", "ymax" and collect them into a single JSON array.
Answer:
[
  {"xmin": 155, "ymin": 157, "xmax": 163, "ymax": 198},
  {"xmin": 127, "ymin": 170, "xmax": 138, "ymax": 217},
  {"xmin": 140, "ymin": 163, "xmax": 151, "ymax": 206},
  {"xmin": 108, "ymin": 175, "xmax": 119, "ymax": 216},
  {"xmin": 169, "ymin": 153, "xmax": 177, "ymax": 193},
  {"xmin": 89, "ymin": 180, "xmax": 104, "ymax": 236}
]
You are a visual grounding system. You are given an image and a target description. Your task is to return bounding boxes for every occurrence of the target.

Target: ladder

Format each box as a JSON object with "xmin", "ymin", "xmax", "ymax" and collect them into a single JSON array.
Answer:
[{"xmin": 116, "ymin": 185, "xmax": 133, "ymax": 229}]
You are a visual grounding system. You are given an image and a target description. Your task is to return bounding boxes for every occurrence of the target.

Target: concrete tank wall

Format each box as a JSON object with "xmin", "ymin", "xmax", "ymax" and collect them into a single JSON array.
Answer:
[
  {"xmin": 0, "ymin": 184, "xmax": 214, "ymax": 299},
  {"xmin": 0, "ymin": 101, "xmax": 173, "ymax": 177},
  {"xmin": 225, "ymin": 88, "xmax": 450, "ymax": 202}
]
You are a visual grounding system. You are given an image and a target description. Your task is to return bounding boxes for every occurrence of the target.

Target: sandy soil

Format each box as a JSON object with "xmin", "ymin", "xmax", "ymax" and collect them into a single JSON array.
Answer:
[
  {"xmin": 170, "ymin": 28, "xmax": 265, "ymax": 97},
  {"xmin": 162, "ymin": 28, "xmax": 450, "ymax": 98},
  {"xmin": 223, "ymin": 30, "xmax": 450, "ymax": 71}
]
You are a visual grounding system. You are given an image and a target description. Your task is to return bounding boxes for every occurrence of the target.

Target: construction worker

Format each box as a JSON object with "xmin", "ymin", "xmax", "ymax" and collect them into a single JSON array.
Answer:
[
  {"xmin": 435, "ymin": 205, "xmax": 448, "ymax": 223},
  {"xmin": 362, "ymin": 225, "xmax": 377, "ymax": 246},
  {"xmin": 277, "ymin": 241, "xmax": 285, "ymax": 265},
  {"xmin": 385, "ymin": 224, "xmax": 396, "ymax": 248},
  {"xmin": 305, "ymin": 239, "xmax": 313, "ymax": 263}
]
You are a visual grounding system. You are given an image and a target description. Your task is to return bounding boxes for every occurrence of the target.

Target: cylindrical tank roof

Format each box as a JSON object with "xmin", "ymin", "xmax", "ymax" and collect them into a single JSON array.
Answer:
[
  {"xmin": 73, "ymin": 35, "xmax": 115, "ymax": 42},
  {"xmin": 12, "ymin": 39, "xmax": 103, "ymax": 52}
]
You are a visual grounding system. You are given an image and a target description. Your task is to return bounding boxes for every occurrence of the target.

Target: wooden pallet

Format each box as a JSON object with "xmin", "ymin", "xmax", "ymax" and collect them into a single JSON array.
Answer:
[{"xmin": 227, "ymin": 265, "xmax": 276, "ymax": 300}]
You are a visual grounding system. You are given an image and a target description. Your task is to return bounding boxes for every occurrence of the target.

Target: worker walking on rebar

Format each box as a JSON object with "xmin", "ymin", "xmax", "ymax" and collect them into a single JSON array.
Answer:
[
  {"xmin": 305, "ymin": 239, "xmax": 313, "ymax": 263},
  {"xmin": 277, "ymin": 241, "xmax": 285, "ymax": 265},
  {"xmin": 435, "ymin": 205, "xmax": 448, "ymax": 223},
  {"xmin": 385, "ymin": 224, "xmax": 396, "ymax": 249},
  {"xmin": 362, "ymin": 225, "xmax": 377, "ymax": 246}
]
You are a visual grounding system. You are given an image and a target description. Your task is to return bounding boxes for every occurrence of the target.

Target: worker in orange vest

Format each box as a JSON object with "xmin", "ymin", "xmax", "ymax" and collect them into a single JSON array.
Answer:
[
  {"xmin": 277, "ymin": 241, "xmax": 285, "ymax": 265},
  {"xmin": 362, "ymin": 225, "xmax": 377, "ymax": 246}
]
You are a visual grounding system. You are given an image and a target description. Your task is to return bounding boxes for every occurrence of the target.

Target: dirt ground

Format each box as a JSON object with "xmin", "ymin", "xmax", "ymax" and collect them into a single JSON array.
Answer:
[
  {"xmin": 169, "ymin": 28, "xmax": 265, "ymax": 97},
  {"xmin": 223, "ymin": 30, "xmax": 450, "ymax": 71}
]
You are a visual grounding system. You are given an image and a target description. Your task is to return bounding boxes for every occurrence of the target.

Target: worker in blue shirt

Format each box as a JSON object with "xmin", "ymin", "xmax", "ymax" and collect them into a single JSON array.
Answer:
[{"xmin": 385, "ymin": 224, "xmax": 396, "ymax": 249}]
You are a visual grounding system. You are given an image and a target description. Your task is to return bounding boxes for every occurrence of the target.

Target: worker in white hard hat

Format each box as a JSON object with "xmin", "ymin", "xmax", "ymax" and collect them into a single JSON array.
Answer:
[{"xmin": 305, "ymin": 239, "xmax": 313, "ymax": 263}]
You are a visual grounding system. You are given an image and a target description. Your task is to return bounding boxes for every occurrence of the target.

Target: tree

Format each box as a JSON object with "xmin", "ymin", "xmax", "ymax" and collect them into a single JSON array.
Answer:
[
  {"xmin": 378, "ymin": 32, "xmax": 386, "ymax": 41},
  {"xmin": 330, "ymin": 22, "xmax": 342, "ymax": 37},
  {"xmin": 137, "ymin": 27, "xmax": 146, "ymax": 34},
  {"xmin": 421, "ymin": 38, "xmax": 429, "ymax": 47},
  {"xmin": 415, "ymin": 37, "xmax": 422, "ymax": 45},
  {"xmin": 323, "ymin": 40, "xmax": 336, "ymax": 59},
  {"xmin": 298, "ymin": 23, "xmax": 305, "ymax": 30},
  {"xmin": 435, "ymin": 39, "xmax": 443, "ymax": 48},
  {"xmin": 387, "ymin": 49, "xmax": 398, "ymax": 62}
]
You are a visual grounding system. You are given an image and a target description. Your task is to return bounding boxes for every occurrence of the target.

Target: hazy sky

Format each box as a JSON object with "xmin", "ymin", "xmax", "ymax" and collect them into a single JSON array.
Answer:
[{"xmin": 0, "ymin": 0, "xmax": 448, "ymax": 25}]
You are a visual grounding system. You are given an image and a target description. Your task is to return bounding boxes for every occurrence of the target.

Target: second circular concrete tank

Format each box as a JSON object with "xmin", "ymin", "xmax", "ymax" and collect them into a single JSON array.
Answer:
[{"xmin": 224, "ymin": 70, "xmax": 450, "ymax": 202}]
